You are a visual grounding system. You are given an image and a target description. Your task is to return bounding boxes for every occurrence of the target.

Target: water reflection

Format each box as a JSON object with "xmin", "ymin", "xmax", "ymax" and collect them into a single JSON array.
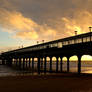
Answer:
[{"xmin": 1, "ymin": 61, "xmax": 92, "ymax": 76}]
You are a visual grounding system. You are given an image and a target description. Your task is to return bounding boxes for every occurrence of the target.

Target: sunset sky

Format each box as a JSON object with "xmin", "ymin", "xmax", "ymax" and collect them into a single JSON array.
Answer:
[{"xmin": 0, "ymin": 0, "xmax": 92, "ymax": 55}]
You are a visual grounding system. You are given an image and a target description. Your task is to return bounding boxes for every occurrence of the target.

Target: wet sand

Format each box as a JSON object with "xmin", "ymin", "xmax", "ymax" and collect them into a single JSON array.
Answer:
[{"xmin": 0, "ymin": 73, "xmax": 92, "ymax": 92}]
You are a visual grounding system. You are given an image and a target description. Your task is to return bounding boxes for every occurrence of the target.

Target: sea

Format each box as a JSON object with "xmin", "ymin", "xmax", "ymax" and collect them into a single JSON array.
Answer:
[{"xmin": 0, "ymin": 61, "xmax": 92, "ymax": 76}]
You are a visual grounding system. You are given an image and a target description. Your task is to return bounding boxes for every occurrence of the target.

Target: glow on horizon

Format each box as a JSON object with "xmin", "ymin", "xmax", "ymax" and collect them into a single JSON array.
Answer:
[
  {"xmin": 69, "ymin": 55, "xmax": 92, "ymax": 61},
  {"xmin": 46, "ymin": 55, "xmax": 92, "ymax": 61}
]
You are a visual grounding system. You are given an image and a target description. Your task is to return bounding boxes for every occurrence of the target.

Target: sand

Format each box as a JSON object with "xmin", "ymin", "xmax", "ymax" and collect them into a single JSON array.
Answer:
[{"xmin": 0, "ymin": 73, "xmax": 92, "ymax": 92}]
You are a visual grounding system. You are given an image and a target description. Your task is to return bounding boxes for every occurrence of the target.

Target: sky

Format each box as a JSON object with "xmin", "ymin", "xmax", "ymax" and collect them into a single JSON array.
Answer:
[{"xmin": 0, "ymin": 0, "xmax": 92, "ymax": 54}]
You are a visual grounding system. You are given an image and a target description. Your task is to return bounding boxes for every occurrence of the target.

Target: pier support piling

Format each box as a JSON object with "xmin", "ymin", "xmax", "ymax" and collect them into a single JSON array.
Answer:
[
  {"xmin": 19, "ymin": 58, "xmax": 21, "ymax": 70},
  {"xmin": 40, "ymin": 58, "xmax": 43, "ymax": 70},
  {"xmin": 32, "ymin": 58, "xmax": 34, "ymax": 72},
  {"xmin": 29, "ymin": 58, "xmax": 30, "ymax": 68},
  {"xmin": 16, "ymin": 59, "xmax": 18, "ymax": 67},
  {"xmin": 50, "ymin": 57, "xmax": 52, "ymax": 73},
  {"xmin": 67, "ymin": 57, "xmax": 70, "ymax": 72},
  {"xmin": 44, "ymin": 57, "xmax": 47, "ymax": 73},
  {"xmin": 56, "ymin": 57, "xmax": 59, "ymax": 73},
  {"xmin": 38, "ymin": 57, "xmax": 40, "ymax": 74},
  {"xmin": 60, "ymin": 57, "xmax": 63, "ymax": 72},
  {"xmin": 26, "ymin": 58, "xmax": 27, "ymax": 69},
  {"xmin": 2, "ymin": 59, "xmax": 5, "ymax": 65},
  {"xmin": 23, "ymin": 58, "xmax": 25, "ymax": 70},
  {"xmin": 78, "ymin": 55, "xmax": 81, "ymax": 74}
]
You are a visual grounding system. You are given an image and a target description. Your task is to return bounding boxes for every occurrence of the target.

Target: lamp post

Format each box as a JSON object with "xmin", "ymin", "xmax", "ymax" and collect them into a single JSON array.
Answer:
[
  {"xmin": 42, "ymin": 40, "xmax": 45, "ymax": 49},
  {"xmin": 75, "ymin": 31, "xmax": 77, "ymax": 36},
  {"xmin": 74, "ymin": 31, "xmax": 77, "ymax": 44},
  {"xmin": 89, "ymin": 27, "xmax": 92, "ymax": 32},
  {"xmin": 42, "ymin": 40, "xmax": 44, "ymax": 43},
  {"xmin": 22, "ymin": 45, "xmax": 23, "ymax": 48},
  {"xmin": 37, "ymin": 41, "xmax": 39, "ymax": 45},
  {"xmin": 89, "ymin": 27, "xmax": 92, "ymax": 42}
]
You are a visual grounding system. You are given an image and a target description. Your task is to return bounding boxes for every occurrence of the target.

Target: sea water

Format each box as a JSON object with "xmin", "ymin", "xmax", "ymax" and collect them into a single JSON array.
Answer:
[{"xmin": 0, "ymin": 61, "xmax": 92, "ymax": 76}]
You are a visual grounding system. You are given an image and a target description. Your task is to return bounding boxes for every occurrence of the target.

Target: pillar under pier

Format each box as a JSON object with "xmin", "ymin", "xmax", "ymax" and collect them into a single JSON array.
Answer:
[
  {"xmin": 44, "ymin": 57, "xmax": 46, "ymax": 73},
  {"xmin": 25, "ymin": 58, "xmax": 28, "ymax": 69},
  {"xmin": 29, "ymin": 58, "xmax": 30, "ymax": 68},
  {"xmin": 78, "ymin": 55, "xmax": 81, "ymax": 74},
  {"xmin": 38, "ymin": 57, "xmax": 40, "ymax": 74},
  {"xmin": 19, "ymin": 58, "xmax": 21, "ymax": 70},
  {"xmin": 2, "ymin": 59, "xmax": 5, "ymax": 65},
  {"xmin": 40, "ymin": 58, "xmax": 43, "ymax": 70},
  {"xmin": 60, "ymin": 57, "xmax": 63, "ymax": 72},
  {"xmin": 16, "ymin": 59, "xmax": 18, "ymax": 67},
  {"xmin": 67, "ymin": 57, "xmax": 70, "ymax": 72},
  {"xmin": 23, "ymin": 58, "xmax": 25, "ymax": 70},
  {"xmin": 50, "ymin": 57, "xmax": 52, "ymax": 73},
  {"xmin": 56, "ymin": 57, "xmax": 59, "ymax": 73},
  {"xmin": 32, "ymin": 58, "xmax": 34, "ymax": 73}
]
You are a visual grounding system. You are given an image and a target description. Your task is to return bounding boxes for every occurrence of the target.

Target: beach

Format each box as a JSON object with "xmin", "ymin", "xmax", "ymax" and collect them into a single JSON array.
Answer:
[
  {"xmin": 0, "ymin": 63, "xmax": 92, "ymax": 92},
  {"xmin": 0, "ymin": 73, "xmax": 92, "ymax": 92}
]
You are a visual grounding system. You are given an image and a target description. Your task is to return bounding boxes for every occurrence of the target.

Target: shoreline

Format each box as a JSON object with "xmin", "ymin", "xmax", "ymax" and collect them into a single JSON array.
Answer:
[{"xmin": 0, "ymin": 73, "xmax": 92, "ymax": 92}]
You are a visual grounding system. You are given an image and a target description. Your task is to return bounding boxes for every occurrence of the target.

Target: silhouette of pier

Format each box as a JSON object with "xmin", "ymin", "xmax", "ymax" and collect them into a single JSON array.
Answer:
[{"xmin": 1, "ymin": 32, "xmax": 92, "ymax": 74}]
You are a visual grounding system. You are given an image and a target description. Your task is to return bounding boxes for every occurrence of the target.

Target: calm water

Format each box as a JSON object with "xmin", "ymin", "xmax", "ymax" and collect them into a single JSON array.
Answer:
[{"xmin": 0, "ymin": 61, "xmax": 92, "ymax": 76}]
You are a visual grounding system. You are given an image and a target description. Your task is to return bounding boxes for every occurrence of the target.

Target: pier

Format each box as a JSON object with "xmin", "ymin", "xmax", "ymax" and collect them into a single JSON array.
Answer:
[{"xmin": 1, "ymin": 32, "xmax": 92, "ymax": 74}]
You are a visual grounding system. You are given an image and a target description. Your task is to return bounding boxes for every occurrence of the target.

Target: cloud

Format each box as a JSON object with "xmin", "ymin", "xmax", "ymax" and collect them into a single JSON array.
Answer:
[
  {"xmin": 0, "ymin": 45, "xmax": 18, "ymax": 53},
  {"xmin": 61, "ymin": 10, "xmax": 92, "ymax": 35},
  {"xmin": 0, "ymin": 8, "xmax": 58, "ymax": 41},
  {"xmin": 0, "ymin": 0, "xmax": 92, "ymax": 43}
]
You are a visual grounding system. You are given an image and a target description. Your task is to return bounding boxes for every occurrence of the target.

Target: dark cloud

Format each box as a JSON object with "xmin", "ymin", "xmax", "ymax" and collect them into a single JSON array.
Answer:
[
  {"xmin": 0, "ymin": 0, "xmax": 92, "ymax": 41},
  {"xmin": 8, "ymin": 0, "xmax": 76, "ymax": 23}
]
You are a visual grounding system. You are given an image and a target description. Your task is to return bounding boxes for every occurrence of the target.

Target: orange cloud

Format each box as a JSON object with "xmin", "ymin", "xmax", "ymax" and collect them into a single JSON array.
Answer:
[
  {"xmin": 1, "ymin": 0, "xmax": 92, "ymax": 43},
  {"xmin": 15, "ymin": 31, "xmax": 38, "ymax": 40},
  {"xmin": 0, "ymin": 46, "xmax": 18, "ymax": 53},
  {"xmin": 61, "ymin": 10, "xmax": 92, "ymax": 36},
  {"xmin": 0, "ymin": 8, "xmax": 58, "ymax": 41}
]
